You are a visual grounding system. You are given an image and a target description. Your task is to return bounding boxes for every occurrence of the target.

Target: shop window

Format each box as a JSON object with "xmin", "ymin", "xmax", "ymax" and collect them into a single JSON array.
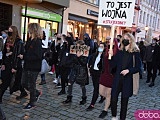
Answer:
[
  {"xmin": 40, "ymin": 20, "xmax": 46, "ymax": 29},
  {"xmin": 29, "ymin": 18, "xmax": 39, "ymax": 23},
  {"xmin": 52, "ymin": 22, "xmax": 58, "ymax": 34}
]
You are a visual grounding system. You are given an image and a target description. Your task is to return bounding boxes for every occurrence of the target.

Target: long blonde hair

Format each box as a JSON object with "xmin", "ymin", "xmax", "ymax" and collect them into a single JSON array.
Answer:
[
  {"xmin": 28, "ymin": 23, "xmax": 42, "ymax": 39},
  {"xmin": 120, "ymin": 33, "xmax": 139, "ymax": 53}
]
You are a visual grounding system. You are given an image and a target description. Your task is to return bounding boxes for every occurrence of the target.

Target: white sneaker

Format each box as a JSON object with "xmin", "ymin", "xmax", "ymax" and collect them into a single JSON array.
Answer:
[
  {"xmin": 111, "ymin": 117, "xmax": 118, "ymax": 120},
  {"xmin": 48, "ymin": 71, "xmax": 53, "ymax": 75},
  {"xmin": 53, "ymin": 79, "xmax": 58, "ymax": 84}
]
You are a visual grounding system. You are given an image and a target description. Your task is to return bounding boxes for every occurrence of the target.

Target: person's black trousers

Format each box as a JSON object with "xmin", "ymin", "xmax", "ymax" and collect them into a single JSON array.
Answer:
[
  {"xmin": 90, "ymin": 69, "xmax": 101, "ymax": 105},
  {"xmin": 111, "ymin": 78, "xmax": 129, "ymax": 120},
  {"xmin": 60, "ymin": 67, "xmax": 70, "ymax": 92},
  {"xmin": 21, "ymin": 70, "xmax": 40, "ymax": 106},
  {"xmin": 147, "ymin": 62, "xmax": 157, "ymax": 82},
  {"xmin": 0, "ymin": 66, "xmax": 13, "ymax": 99},
  {"xmin": 11, "ymin": 67, "xmax": 26, "ymax": 94}
]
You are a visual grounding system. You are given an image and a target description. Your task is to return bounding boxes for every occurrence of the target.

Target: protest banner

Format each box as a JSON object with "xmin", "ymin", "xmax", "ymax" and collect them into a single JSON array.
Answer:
[
  {"xmin": 98, "ymin": 0, "xmax": 136, "ymax": 59},
  {"xmin": 70, "ymin": 45, "xmax": 90, "ymax": 57}
]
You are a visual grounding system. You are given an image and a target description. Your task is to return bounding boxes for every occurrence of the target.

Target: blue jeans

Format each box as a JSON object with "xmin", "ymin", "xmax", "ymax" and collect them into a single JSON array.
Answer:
[{"xmin": 21, "ymin": 70, "xmax": 40, "ymax": 106}]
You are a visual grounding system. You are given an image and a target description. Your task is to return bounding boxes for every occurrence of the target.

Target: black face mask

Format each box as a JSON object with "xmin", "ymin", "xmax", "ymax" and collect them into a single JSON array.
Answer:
[
  {"xmin": 117, "ymin": 39, "xmax": 120, "ymax": 42},
  {"xmin": 57, "ymin": 37, "xmax": 61, "ymax": 40},
  {"xmin": 8, "ymin": 32, "xmax": 13, "ymax": 37},
  {"xmin": 122, "ymin": 39, "xmax": 130, "ymax": 46},
  {"xmin": 84, "ymin": 38, "xmax": 88, "ymax": 40}
]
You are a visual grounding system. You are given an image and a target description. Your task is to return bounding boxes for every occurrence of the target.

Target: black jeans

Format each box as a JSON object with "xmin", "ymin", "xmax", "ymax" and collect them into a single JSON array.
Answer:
[
  {"xmin": 67, "ymin": 69, "xmax": 86, "ymax": 97},
  {"xmin": 0, "ymin": 66, "xmax": 12, "ymax": 98},
  {"xmin": 90, "ymin": 70, "xmax": 101, "ymax": 105},
  {"xmin": 60, "ymin": 67, "xmax": 70, "ymax": 92},
  {"xmin": 21, "ymin": 70, "xmax": 39, "ymax": 106},
  {"xmin": 147, "ymin": 62, "xmax": 157, "ymax": 82},
  {"xmin": 111, "ymin": 78, "xmax": 129, "ymax": 120},
  {"xmin": 14, "ymin": 67, "xmax": 26, "ymax": 93}
]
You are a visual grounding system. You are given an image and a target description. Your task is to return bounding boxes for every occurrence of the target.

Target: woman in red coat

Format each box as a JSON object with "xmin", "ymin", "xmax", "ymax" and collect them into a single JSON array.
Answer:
[{"xmin": 98, "ymin": 38, "xmax": 119, "ymax": 118}]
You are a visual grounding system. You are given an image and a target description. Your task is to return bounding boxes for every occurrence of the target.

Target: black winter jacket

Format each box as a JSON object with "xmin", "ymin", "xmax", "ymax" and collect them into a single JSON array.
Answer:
[
  {"xmin": 23, "ymin": 38, "xmax": 42, "ymax": 72},
  {"xmin": 12, "ymin": 38, "xmax": 24, "ymax": 70}
]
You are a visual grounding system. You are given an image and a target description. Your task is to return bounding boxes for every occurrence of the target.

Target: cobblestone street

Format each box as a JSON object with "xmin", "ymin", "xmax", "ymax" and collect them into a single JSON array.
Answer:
[{"xmin": 1, "ymin": 72, "xmax": 160, "ymax": 120}]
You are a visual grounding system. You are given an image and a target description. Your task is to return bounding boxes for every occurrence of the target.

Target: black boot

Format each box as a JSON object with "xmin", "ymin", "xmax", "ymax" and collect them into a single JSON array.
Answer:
[
  {"xmin": 0, "ymin": 89, "xmax": 5, "ymax": 104},
  {"xmin": 79, "ymin": 96, "xmax": 87, "ymax": 105},
  {"xmin": 149, "ymin": 82, "xmax": 154, "ymax": 87},
  {"xmin": 63, "ymin": 95, "xmax": 72, "ymax": 104}
]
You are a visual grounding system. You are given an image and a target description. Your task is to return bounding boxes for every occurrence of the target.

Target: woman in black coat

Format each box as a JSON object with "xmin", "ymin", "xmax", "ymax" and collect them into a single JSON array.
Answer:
[
  {"xmin": 109, "ymin": 33, "xmax": 141, "ymax": 120},
  {"xmin": 19, "ymin": 23, "xmax": 42, "ymax": 110},
  {"xmin": 86, "ymin": 43, "xmax": 106, "ymax": 111},
  {"xmin": 63, "ymin": 40, "xmax": 89, "ymax": 105}
]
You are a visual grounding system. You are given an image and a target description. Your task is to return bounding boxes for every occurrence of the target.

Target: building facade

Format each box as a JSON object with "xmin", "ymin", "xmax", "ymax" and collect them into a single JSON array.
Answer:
[
  {"xmin": 63, "ymin": 0, "xmax": 141, "ymax": 41},
  {"xmin": 0, "ymin": 0, "xmax": 69, "ymax": 40},
  {"xmin": 136, "ymin": 0, "xmax": 160, "ymax": 42},
  {"xmin": 63, "ymin": 0, "xmax": 111, "ymax": 41}
]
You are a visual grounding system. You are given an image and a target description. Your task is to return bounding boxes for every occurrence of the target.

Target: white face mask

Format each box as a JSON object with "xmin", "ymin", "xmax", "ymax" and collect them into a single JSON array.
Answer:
[{"xmin": 98, "ymin": 47, "xmax": 104, "ymax": 52}]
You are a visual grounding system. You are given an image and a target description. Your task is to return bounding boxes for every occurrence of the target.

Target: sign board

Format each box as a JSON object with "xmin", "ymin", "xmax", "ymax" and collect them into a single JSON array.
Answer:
[
  {"xmin": 22, "ymin": 7, "xmax": 62, "ymax": 22},
  {"xmin": 70, "ymin": 45, "xmax": 90, "ymax": 57},
  {"xmin": 98, "ymin": 0, "xmax": 136, "ymax": 27},
  {"xmin": 87, "ymin": 9, "xmax": 99, "ymax": 17}
]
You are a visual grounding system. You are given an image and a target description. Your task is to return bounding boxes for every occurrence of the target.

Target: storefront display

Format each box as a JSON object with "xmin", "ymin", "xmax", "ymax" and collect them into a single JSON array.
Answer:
[{"xmin": 21, "ymin": 7, "xmax": 61, "ymax": 40}]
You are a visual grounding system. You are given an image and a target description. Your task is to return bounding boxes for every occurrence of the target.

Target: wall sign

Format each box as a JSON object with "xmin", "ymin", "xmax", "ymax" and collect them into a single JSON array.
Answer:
[
  {"xmin": 22, "ymin": 6, "xmax": 62, "ymax": 22},
  {"xmin": 87, "ymin": 9, "xmax": 99, "ymax": 17}
]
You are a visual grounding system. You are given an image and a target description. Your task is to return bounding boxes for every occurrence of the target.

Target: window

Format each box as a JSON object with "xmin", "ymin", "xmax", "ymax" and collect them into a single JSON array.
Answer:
[
  {"xmin": 82, "ymin": 0, "xmax": 99, "ymax": 6},
  {"xmin": 143, "ymin": 12, "xmax": 146, "ymax": 24},
  {"xmin": 133, "ymin": 11, "xmax": 136, "ymax": 23},
  {"xmin": 146, "ymin": 14, "xmax": 149, "ymax": 26},
  {"xmin": 157, "ymin": 19, "xmax": 160, "ymax": 29},
  {"xmin": 153, "ymin": 17, "xmax": 156, "ymax": 27},
  {"xmin": 139, "ymin": 10, "xmax": 142, "ymax": 23},
  {"xmin": 150, "ymin": 15, "xmax": 152, "ymax": 26}
]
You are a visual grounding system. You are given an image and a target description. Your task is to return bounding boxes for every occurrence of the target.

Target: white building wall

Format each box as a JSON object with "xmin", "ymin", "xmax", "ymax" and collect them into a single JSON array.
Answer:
[{"xmin": 136, "ymin": 0, "xmax": 160, "ymax": 42}]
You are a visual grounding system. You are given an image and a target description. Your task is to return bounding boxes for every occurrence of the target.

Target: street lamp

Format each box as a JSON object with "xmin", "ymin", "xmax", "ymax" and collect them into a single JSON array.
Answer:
[
  {"xmin": 145, "ymin": 26, "xmax": 149, "ymax": 40},
  {"xmin": 22, "ymin": 0, "xmax": 42, "ymax": 42}
]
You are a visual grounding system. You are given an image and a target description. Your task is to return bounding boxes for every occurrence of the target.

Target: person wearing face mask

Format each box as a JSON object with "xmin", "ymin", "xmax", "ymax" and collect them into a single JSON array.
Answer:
[
  {"xmin": 2, "ymin": 26, "xmax": 28, "ymax": 100},
  {"xmin": 1, "ymin": 31, "xmax": 8, "ymax": 44},
  {"xmin": 143, "ymin": 38, "xmax": 160, "ymax": 87},
  {"xmin": 83, "ymin": 33, "xmax": 95, "ymax": 55},
  {"xmin": 57, "ymin": 36, "xmax": 73, "ymax": 95},
  {"xmin": 86, "ymin": 43, "xmax": 106, "ymax": 111},
  {"xmin": 109, "ymin": 33, "xmax": 141, "ymax": 120},
  {"xmin": 96, "ymin": 38, "xmax": 119, "ymax": 118}
]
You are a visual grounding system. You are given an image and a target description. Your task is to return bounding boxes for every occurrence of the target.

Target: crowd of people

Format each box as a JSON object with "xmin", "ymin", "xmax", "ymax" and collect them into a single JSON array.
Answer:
[{"xmin": 0, "ymin": 23, "xmax": 160, "ymax": 120}]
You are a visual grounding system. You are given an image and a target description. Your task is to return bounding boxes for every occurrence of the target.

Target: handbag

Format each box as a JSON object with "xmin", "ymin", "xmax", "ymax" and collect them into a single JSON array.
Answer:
[
  {"xmin": 75, "ymin": 65, "xmax": 87, "ymax": 85},
  {"xmin": 133, "ymin": 55, "xmax": 139, "ymax": 95},
  {"xmin": 40, "ymin": 59, "xmax": 50, "ymax": 74}
]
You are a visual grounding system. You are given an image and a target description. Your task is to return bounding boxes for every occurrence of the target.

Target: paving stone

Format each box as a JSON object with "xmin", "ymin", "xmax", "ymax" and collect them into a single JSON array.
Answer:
[{"xmin": 0, "ymin": 73, "xmax": 160, "ymax": 119}]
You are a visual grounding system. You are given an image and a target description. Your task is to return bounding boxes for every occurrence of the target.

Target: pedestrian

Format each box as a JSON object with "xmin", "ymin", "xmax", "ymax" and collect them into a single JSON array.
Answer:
[
  {"xmin": 86, "ymin": 42, "xmax": 107, "ymax": 111},
  {"xmin": 8, "ymin": 26, "xmax": 28, "ymax": 100},
  {"xmin": 138, "ymin": 41, "xmax": 146, "ymax": 78},
  {"xmin": 0, "ymin": 42, "xmax": 13, "ymax": 103},
  {"xmin": 20, "ymin": 23, "xmax": 42, "ymax": 110},
  {"xmin": 98, "ymin": 38, "xmax": 119, "ymax": 118},
  {"xmin": 63, "ymin": 40, "xmax": 89, "ymax": 105},
  {"xmin": 39, "ymin": 31, "xmax": 47, "ymax": 85},
  {"xmin": 58, "ymin": 36, "xmax": 73, "ymax": 95},
  {"xmin": 144, "ymin": 38, "xmax": 160, "ymax": 87},
  {"xmin": 109, "ymin": 33, "xmax": 141, "ymax": 120}
]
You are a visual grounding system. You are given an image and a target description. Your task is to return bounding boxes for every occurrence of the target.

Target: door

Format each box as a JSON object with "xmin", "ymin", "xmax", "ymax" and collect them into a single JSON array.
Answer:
[{"xmin": 0, "ymin": 2, "xmax": 12, "ymax": 32}]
